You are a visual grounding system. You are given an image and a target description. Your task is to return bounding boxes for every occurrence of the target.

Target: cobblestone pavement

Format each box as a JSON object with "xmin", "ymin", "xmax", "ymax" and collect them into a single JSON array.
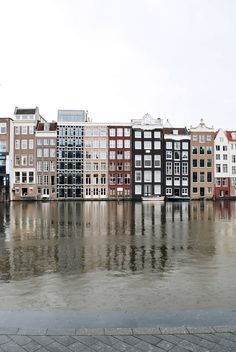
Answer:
[{"xmin": 1, "ymin": 326, "xmax": 236, "ymax": 351}]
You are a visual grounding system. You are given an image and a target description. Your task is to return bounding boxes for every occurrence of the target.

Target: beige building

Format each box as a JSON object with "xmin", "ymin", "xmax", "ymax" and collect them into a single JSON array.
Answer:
[
  {"xmin": 83, "ymin": 124, "xmax": 108, "ymax": 199},
  {"xmin": 35, "ymin": 122, "xmax": 57, "ymax": 200},
  {"xmin": 11, "ymin": 107, "xmax": 46, "ymax": 200},
  {"xmin": 190, "ymin": 119, "xmax": 215, "ymax": 199}
]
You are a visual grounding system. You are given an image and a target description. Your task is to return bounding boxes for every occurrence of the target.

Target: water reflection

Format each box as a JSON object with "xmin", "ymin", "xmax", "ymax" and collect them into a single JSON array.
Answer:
[{"xmin": 0, "ymin": 200, "xmax": 236, "ymax": 283}]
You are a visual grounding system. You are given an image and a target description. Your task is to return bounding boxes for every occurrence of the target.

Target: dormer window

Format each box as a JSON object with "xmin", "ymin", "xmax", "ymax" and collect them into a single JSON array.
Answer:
[{"xmin": 173, "ymin": 130, "xmax": 178, "ymax": 135}]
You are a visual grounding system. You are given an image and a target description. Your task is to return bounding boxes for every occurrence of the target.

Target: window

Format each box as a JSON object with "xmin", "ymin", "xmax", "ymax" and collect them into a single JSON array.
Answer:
[
  {"xmin": 117, "ymin": 173, "xmax": 123, "ymax": 184},
  {"xmin": 154, "ymin": 155, "xmax": 161, "ymax": 167},
  {"xmin": 15, "ymin": 155, "xmax": 20, "ymax": 166},
  {"xmin": 144, "ymin": 171, "xmax": 152, "ymax": 182},
  {"xmin": 207, "ymin": 172, "xmax": 212, "ymax": 182},
  {"xmin": 37, "ymin": 149, "xmax": 42, "ymax": 157},
  {"xmin": 21, "ymin": 126, "xmax": 27, "ymax": 134},
  {"xmin": 43, "ymin": 161, "xmax": 49, "ymax": 172},
  {"xmin": 44, "ymin": 139, "xmax": 49, "ymax": 145},
  {"xmin": 200, "ymin": 159, "xmax": 204, "ymax": 167},
  {"xmin": 50, "ymin": 161, "xmax": 55, "ymax": 171},
  {"xmin": 200, "ymin": 172, "xmax": 204, "ymax": 182},
  {"xmin": 182, "ymin": 151, "xmax": 188, "ymax": 160},
  {"xmin": 0, "ymin": 140, "xmax": 6, "ymax": 152},
  {"xmin": 192, "ymin": 146, "xmax": 197, "ymax": 154},
  {"xmin": 15, "ymin": 126, "xmax": 20, "ymax": 135},
  {"xmin": 144, "ymin": 141, "xmax": 152, "ymax": 149},
  {"xmin": 124, "ymin": 174, "xmax": 130, "ymax": 184},
  {"xmin": 93, "ymin": 139, "xmax": 99, "ymax": 148},
  {"xmin": 166, "ymin": 188, "xmax": 172, "ymax": 195},
  {"xmin": 37, "ymin": 175, "xmax": 42, "ymax": 185},
  {"xmin": 166, "ymin": 162, "xmax": 172, "ymax": 175},
  {"xmin": 135, "ymin": 131, "xmax": 141, "ymax": 138},
  {"xmin": 93, "ymin": 162, "xmax": 99, "ymax": 170},
  {"xmin": 223, "ymin": 154, "xmax": 228, "ymax": 160},
  {"xmin": 124, "ymin": 140, "xmax": 130, "ymax": 148},
  {"xmin": 43, "ymin": 148, "xmax": 49, "ymax": 157},
  {"xmin": 216, "ymin": 164, "xmax": 221, "ymax": 173},
  {"xmin": 109, "ymin": 128, "xmax": 116, "ymax": 136},
  {"xmin": 124, "ymin": 162, "xmax": 130, "ymax": 171},
  {"xmin": 206, "ymin": 146, "xmax": 212, "ymax": 154},
  {"xmin": 0, "ymin": 123, "xmax": 6, "ymax": 134},
  {"xmin": 29, "ymin": 126, "xmax": 34, "ymax": 134},
  {"xmin": 109, "ymin": 140, "xmax": 116, "ymax": 148},
  {"xmin": 206, "ymin": 135, "xmax": 212, "ymax": 141},
  {"xmin": 135, "ymin": 141, "xmax": 141, "ymax": 149},
  {"xmin": 199, "ymin": 135, "xmax": 205, "ymax": 143},
  {"xmin": 101, "ymin": 174, "xmax": 106, "ymax": 184},
  {"xmin": 207, "ymin": 159, "xmax": 212, "ymax": 167},
  {"xmin": 15, "ymin": 140, "xmax": 20, "ymax": 149},
  {"xmin": 101, "ymin": 162, "xmax": 107, "ymax": 170},
  {"xmin": 144, "ymin": 131, "xmax": 151, "ymax": 138},
  {"xmin": 44, "ymin": 175, "xmax": 49, "ymax": 185},
  {"xmin": 199, "ymin": 146, "xmax": 205, "ymax": 154},
  {"xmin": 22, "ymin": 172, "xmax": 27, "ymax": 183},
  {"xmin": 124, "ymin": 151, "xmax": 130, "ymax": 159},
  {"xmin": 50, "ymin": 149, "xmax": 56, "ymax": 158},
  {"xmin": 192, "ymin": 159, "xmax": 197, "ymax": 167},
  {"xmin": 15, "ymin": 172, "xmax": 20, "ymax": 183},
  {"xmin": 154, "ymin": 170, "xmax": 161, "ymax": 182},
  {"xmin": 101, "ymin": 151, "xmax": 107, "ymax": 159},
  {"xmin": 182, "ymin": 188, "xmax": 188, "ymax": 195},
  {"xmin": 174, "ymin": 142, "xmax": 180, "ymax": 150},
  {"xmin": 166, "ymin": 177, "xmax": 172, "ymax": 185},
  {"xmin": 223, "ymin": 146, "xmax": 227, "ymax": 151},
  {"xmin": 124, "ymin": 128, "xmax": 130, "ymax": 136},
  {"xmin": 174, "ymin": 151, "xmax": 180, "ymax": 160},
  {"xmin": 216, "ymin": 154, "xmax": 220, "ymax": 160},
  {"xmin": 110, "ymin": 174, "xmax": 116, "ymax": 185},
  {"xmin": 216, "ymin": 145, "xmax": 220, "ymax": 151},
  {"xmin": 166, "ymin": 141, "xmax": 172, "ymax": 149},
  {"xmin": 109, "ymin": 162, "xmax": 115, "ymax": 171},
  {"xmin": 182, "ymin": 162, "xmax": 188, "ymax": 175},
  {"xmin": 37, "ymin": 161, "xmax": 42, "ymax": 171},
  {"xmin": 86, "ymin": 174, "xmax": 91, "ymax": 185},
  {"xmin": 174, "ymin": 162, "xmax": 180, "ymax": 175},
  {"xmin": 144, "ymin": 155, "xmax": 152, "ymax": 167},
  {"xmin": 101, "ymin": 139, "xmax": 107, "ymax": 148},
  {"xmin": 154, "ymin": 131, "xmax": 160, "ymax": 138},
  {"xmin": 232, "ymin": 155, "xmax": 236, "ymax": 163},
  {"xmin": 135, "ymin": 155, "xmax": 142, "ymax": 167},
  {"xmin": 166, "ymin": 151, "xmax": 172, "ymax": 159},
  {"xmin": 182, "ymin": 142, "xmax": 188, "ymax": 150},
  {"xmin": 93, "ymin": 174, "xmax": 99, "ymax": 185},
  {"xmin": 117, "ymin": 128, "xmax": 123, "ymax": 136},
  {"xmin": 117, "ymin": 162, "xmax": 123, "ymax": 171},
  {"xmin": 174, "ymin": 177, "xmax": 180, "ymax": 185},
  {"xmin": 151, "ymin": 185, "xmax": 160, "ymax": 195},
  {"xmin": 85, "ymin": 128, "xmax": 91, "ymax": 136},
  {"xmin": 21, "ymin": 155, "xmax": 27, "ymax": 166},
  {"xmin": 117, "ymin": 140, "xmax": 123, "ymax": 148},
  {"xmin": 29, "ymin": 172, "xmax": 34, "ymax": 183},
  {"xmin": 215, "ymin": 178, "xmax": 221, "ymax": 186},
  {"xmin": 135, "ymin": 185, "xmax": 142, "ymax": 195},
  {"xmin": 232, "ymin": 166, "xmax": 236, "ymax": 174},
  {"xmin": 223, "ymin": 164, "xmax": 228, "ymax": 173},
  {"xmin": 37, "ymin": 139, "xmax": 42, "ymax": 145},
  {"xmin": 193, "ymin": 172, "xmax": 197, "ymax": 182},
  {"xmin": 182, "ymin": 177, "xmax": 188, "ymax": 186},
  {"xmin": 117, "ymin": 150, "xmax": 123, "ymax": 159},
  {"xmin": 21, "ymin": 140, "xmax": 27, "ymax": 149},
  {"xmin": 154, "ymin": 141, "xmax": 160, "ymax": 149},
  {"xmin": 192, "ymin": 135, "xmax": 198, "ymax": 141}
]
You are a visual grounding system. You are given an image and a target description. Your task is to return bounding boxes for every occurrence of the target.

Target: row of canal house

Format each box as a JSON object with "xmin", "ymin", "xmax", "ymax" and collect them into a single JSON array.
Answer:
[{"xmin": 1, "ymin": 107, "xmax": 236, "ymax": 201}]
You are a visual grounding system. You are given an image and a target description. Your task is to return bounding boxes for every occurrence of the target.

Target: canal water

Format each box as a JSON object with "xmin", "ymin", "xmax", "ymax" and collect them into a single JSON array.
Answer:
[{"xmin": 0, "ymin": 201, "xmax": 236, "ymax": 311}]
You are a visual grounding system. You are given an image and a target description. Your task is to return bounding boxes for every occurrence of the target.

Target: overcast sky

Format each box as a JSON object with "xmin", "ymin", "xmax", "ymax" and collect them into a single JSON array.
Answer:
[{"xmin": 0, "ymin": 0, "xmax": 236, "ymax": 128}]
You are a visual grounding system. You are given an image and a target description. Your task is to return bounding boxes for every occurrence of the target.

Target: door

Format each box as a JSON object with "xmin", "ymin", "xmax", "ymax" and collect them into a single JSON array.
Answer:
[
  {"xmin": 144, "ymin": 184, "xmax": 152, "ymax": 196},
  {"xmin": 200, "ymin": 187, "xmax": 205, "ymax": 197}
]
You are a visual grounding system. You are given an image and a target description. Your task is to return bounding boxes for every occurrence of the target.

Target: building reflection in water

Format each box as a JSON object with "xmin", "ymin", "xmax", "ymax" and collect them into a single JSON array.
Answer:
[{"xmin": 0, "ymin": 200, "xmax": 236, "ymax": 281}]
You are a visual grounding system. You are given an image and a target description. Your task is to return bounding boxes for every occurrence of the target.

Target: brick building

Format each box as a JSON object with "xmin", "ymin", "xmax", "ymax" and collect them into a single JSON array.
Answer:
[{"xmin": 0, "ymin": 117, "xmax": 13, "ymax": 201}]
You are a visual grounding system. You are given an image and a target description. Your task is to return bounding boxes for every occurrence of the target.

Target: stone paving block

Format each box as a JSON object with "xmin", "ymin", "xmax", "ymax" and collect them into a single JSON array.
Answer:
[
  {"xmin": 180, "ymin": 334, "xmax": 216, "ymax": 350},
  {"xmin": 74, "ymin": 336, "xmax": 98, "ymax": 346},
  {"xmin": 112, "ymin": 341, "xmax": 137, "ymax": 352},
  {"xmin": 31, "ymin": 335, "xmax": 55, "ymax": 346},
  {"xmin": 214, "ymin": 332, "xmax": 236, "ymax": 342},
  {"xmin": 10, "ymin": 335, "xmax": 32, "ymax": 346},
  {"xmin": 187, "ymin": 326, "xmax": 215, "ymax": 334},
  {"xmin": 157, "ymin": 339, "xmax": 174, "ymax": 351},
  {"xmin": 178, "ymin": 339, "xmax": 211, "ymax": 352},
  {"xmin": 0, "ymin": 336, "xmax": 11, "ymax": 345},
  {"xmin": 0, "ymin": 328, "xmax": 18, "ymax": 336},
  {"xmin": 90, "ymin": 340, "xmax": 115, "ymax": 351},
  {"xmin": 211, "ymin": 345, "xmax": 235, "ymax": 352},
  {"xmin": 195, "ymin": 334, "xmax": 222, "ymax": 344},
  {"xmin": 17, "ymin": 328, "xmax": 47, "ymax": 336},
  {"xmin": 160, "ymin": 326, "xmax": 188, "ymax": 334},
  {"xmin": 34, "ymin": 348, "xmax": 49, "ymax": 352},
  {"xmin": 134, "ymin": 341, "xmax": 165, "ymax": 351},
  {"xmin": 1, "ymin": 341, "xmax": 26, "ymax": 352},
  {"xmin": 156, "ymin": 334, "xmax": 183, "ymax": 344},
  {"xmin": 132, "ymin": 327, "xmax": 161, "ymax": 335},
  {"xmin": 23, "ymin": 341, "xmax": 43, "ymax": 352},
  {"xmin": 104, "ymin": 328, "xmax": 132, "ymax": 336},
  {"xmin": 69, "ymin": 341, "xmax": 92, "ymax": 352},
  {"xmin": 46, "ymin": 341, "xmax": 71, "ymax": 352},
  {"xmin": 46, "ymin": 328, "xmax": 76, "ymax": 336},
  {"xmin": 170, "ymin": 347, "xmax": 192, "ymax": 352},
  {"xmin": 76, "ymin": 329, "xmax": 104, "ymax": 336},
  {"xmin": 114, "ymin": 335, "xmax": 141, "ymax": 346},
  {"xmin": 94, "ymin": 335, "xmax": 118, "ymax": 346},
  {"xmin": 213, "ymin": 326, "xmax": 236, "ymax": 333},
  {"xmin": 136, "ymin": 334, "xmax": 161, "ymax": 345},
  {"xmin": 51, "ymin": 335, "xmax": 77, "ymax": 346}
]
